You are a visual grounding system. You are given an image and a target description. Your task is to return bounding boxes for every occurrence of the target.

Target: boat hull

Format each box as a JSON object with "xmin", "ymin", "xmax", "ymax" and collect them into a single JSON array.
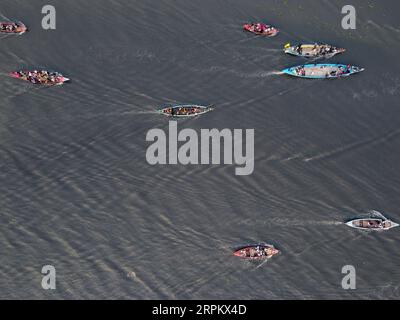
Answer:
[
  {"xmin": 159, "ymin": 105, "xmax": 213, "ymax": 117},
  {"xmin": 9, "ymin": 71, "xmax": 70, "ymax": 85},
  {"xmin": 282, "ymin": 64, "xmax": 364, "ymax": 79},
  {"xmin": 346, "ymin": 218, "xmax": 399, "ymax": 231},
  {"xmin": 0, "ymin": 22, "xmax": 28, "ymax": 34},
  {"xmin": 284, "ymin": 44, "xmax": 345, "ymax": 58},
  {"xmin": 234, "ymin": 244, "xmax": 279, "ymax": 260},
  {"xmin": 243, "ymin": 23, "xmax": 279, "ymax": 37}
]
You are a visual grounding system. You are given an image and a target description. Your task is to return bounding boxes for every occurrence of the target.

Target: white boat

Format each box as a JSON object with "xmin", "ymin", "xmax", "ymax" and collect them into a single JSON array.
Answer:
[
  {"xmin": 346, "ymin": 218, "xmax": 399, "ymax": 231},
  {"xmin": 284, "ymin": 43, "xmax": 345, "ymax": 58}
]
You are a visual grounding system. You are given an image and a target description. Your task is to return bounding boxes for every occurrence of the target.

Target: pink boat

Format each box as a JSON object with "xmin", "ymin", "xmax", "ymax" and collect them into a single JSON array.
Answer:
[
  {"xmin": 10, "ymin": 70, "xmax": 70, "ymax": 85},
  {"xmin": 0, "ymin": 21, "xmax": 28, "ymax": 34},
  {"xmin": 243, "ymin": 23, "xmax": 279, "ymax": 37},
  {"xmin": 234, "ymin": 244, "xmax": 279, "ymax": 260}
]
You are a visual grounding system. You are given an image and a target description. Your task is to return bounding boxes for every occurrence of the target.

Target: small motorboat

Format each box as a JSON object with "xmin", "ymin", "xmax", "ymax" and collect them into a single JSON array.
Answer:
[
  {"xmin": 282, "ymin": 63, "xmax": 364, "ymax": 79},
  {"xmin": 346, "ymin": 218, "xmax": 399, "ymax": 231},
  {"xmin": 234, "ymin": 244, "xmax": 279, "ymax": 260},
  {"xmin": 284, "ymin": 43, "xmax": 345, "ymax": 58},
  {"xmin": 0, "ymin": 21, "xmax": 28, "ymax": 34},
  {"xmin": 243, "ymin": 23, "xmax": 279, "ymax": 37},
  {"xmin": 9, "ymin": 70, "xmax": 70, "ymax": 85},
  {"xmin": 158, "ymin": 105, "xmax": 213, "ymax": 117}
]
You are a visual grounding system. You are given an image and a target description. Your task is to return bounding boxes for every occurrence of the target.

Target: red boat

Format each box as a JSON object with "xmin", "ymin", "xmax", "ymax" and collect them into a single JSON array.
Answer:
[
  {"xmin": 243, "ymin": 23, "xmax": 279, "ymax": 37},
  {"xmin": 9, "ymin": 70, "xmax": 70, "ymax": 85},
  {"xmin": 234, "ymin": 244, "xmax": 279, "ymax": 260},
  {"xmin": 0, "ymin": 21, "xmax": 28, "ymax": 34}
]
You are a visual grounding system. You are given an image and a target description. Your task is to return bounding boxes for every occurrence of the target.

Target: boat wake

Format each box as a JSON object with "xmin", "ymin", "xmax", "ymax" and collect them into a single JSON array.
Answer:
[
  {"xmin": 254, "ymin": 257, "xmax": 273, "ymax": 269},
  {"xmin": 118, "ymin": 110, "xmax": 160, "ymax": 116},
  {"xmin": 241, "ymin": 70, "xmax": 281, "ymax": 78},
  {"xmin": 237, "ymin": 35, "xmax": 260, "ymax": 43},
  {"xmin": 269, "ymin": 217, "xmax": 343, "ymax": 227},
  {"xmin": 0, "ymin": 34, "xmax": 11, "ymax": 40},
  {"xmin": 303, "ymin": 128, "xmax": 400, "ymax": 162},
  {"xmin": 359, "ymin": 210, "xmax": 388, "ymax": 220},
  {"xmin": 0, "ymin": 12, "xmax": 11, "ymax": 21}
]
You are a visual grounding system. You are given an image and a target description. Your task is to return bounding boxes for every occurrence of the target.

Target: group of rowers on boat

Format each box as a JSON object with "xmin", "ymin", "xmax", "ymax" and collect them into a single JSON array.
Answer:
[
  {"xmin": 0, "ymin": 23, "xmax": 18, "ymax": 32},
  {"xmin": 16, "ymin": 70, "xmax": 61, "ymax": 84},
  {"xmin": 248, "ymin": 23, "xmax": 274, "ymax": 34},
  {"xmin": 244, "ymin": 246, "xmax": 275, "ymax": 258},
  {"xmin": 163, "ymin": 106, "xmax": 203, "ymax": 116},
  {"xmin": 355, "ymin": 219, "xmax": 394, "ymax": 229},
  {"xmin": 295, "ymin": 43, "xmax": 337, "ymax": 56},
  {"xmin": 294, "ymin": 64, "xmax": 352, "ymax": 77}
]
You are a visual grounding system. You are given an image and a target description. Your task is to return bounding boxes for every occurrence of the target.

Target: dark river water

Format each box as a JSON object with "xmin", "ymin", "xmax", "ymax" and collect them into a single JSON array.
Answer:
[{"xmin": 1, "ymin": 0, "xmax": 399, "ymax": 299}]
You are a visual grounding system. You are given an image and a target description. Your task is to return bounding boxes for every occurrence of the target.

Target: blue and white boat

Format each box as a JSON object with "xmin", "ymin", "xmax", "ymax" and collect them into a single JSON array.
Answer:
[{"xmin": 282, "ymin": 63, "xmax": 364, "ymax": 79}]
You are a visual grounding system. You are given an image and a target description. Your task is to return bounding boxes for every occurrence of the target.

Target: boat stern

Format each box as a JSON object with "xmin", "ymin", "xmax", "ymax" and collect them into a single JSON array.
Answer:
[
  {"xmin": 345, "ymin": 220, "xmax": 355, "ymax": 228},
  {"xmin": 9, "ymin": 71, "xmax": 20, "ymax": 79},
  {"xmin": 284, "ymin": 46, "xmax": 295, "ymax": 54},
  {"xmin": 233, "ymin": 249, "xmax": 245, "ymax": 258},
  {"xmin": 281, "ymin": 67, "xmax": 296, "ymax": 76}
]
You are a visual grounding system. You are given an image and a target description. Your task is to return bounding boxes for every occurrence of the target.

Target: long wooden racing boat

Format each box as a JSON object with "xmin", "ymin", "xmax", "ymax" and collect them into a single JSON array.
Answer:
[
  {"xmin": 233, "ymin": 244, "xmax": 279, "ymax": 260},
  {"xmin": 158, "ymin": 105, "xmax": 213, "ymax": 117},
  {"xmin": 0, "ymin": 21, "xmax": 28, "ymax": 34},
  {"xmin": 10, "ymin": 70, "xmax": 70, "ymax": 85}
]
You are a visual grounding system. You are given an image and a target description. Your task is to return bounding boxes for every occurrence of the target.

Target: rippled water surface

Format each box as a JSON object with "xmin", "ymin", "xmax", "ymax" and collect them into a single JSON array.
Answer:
[{"xmin": 1, "ymin": 0, "xmax": 399, "ymax": 299}]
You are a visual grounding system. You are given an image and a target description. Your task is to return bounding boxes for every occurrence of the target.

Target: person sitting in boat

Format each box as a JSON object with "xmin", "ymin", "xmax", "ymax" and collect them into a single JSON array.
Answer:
[
  {"xmin": 382, "ymin": 221, "xmax": 391, "ymax": 229},
  {"xmin": 30, "ymin": 77, "xmax": 39, "ymax": 84},
  {"xmin": 368, "ymin": 220, "xmax": 382, "ymax": 228},
  {"xmin": 256, "ymin": 246, "xmax": 264, "ymax": 257},
  {"xmin": 297, "ymin": 66, "xmax": 306, "ymax": 76},
  {"xmin": 323, "ymin": 46, "xmax": 332, "ymax": 55},
  {"xmin": 264, "ymin": 26, "xmax": 273, "ymax": 34},
  {"xmin": 337, "ymin": 66, "xmax": 345, "ymax": 76},
  {"xmin": 166, "ymin": 107, "xmax": 172, "ymax": 114},
  {"xmin": 295, "ymin": 44, "xmax": 303, "ymax": 54},
  {"xmin": 310, "ymin": 44, "xmax": 318, "ymax": 54},
  {"xmin": 254, "ymin": 23, "xmax": 264, "ymax": 33}
]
